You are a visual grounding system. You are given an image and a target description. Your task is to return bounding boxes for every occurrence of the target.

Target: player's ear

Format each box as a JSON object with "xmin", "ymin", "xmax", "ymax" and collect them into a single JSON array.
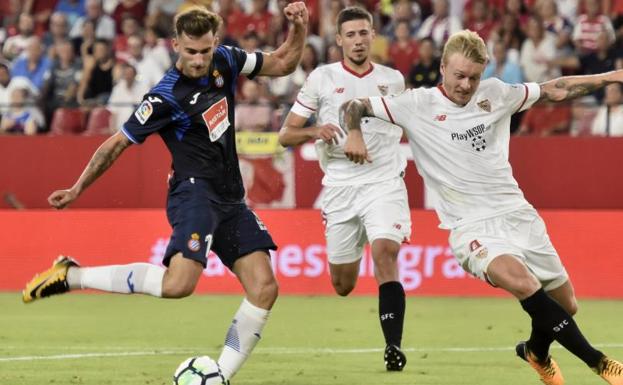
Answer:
[
  {"xmin": 172, "ymin": 38, "xmax": 179, "ymax": 53},
  {"xmin": 335, "ymin": 33, "xmax": 342, "ymax": 47}
]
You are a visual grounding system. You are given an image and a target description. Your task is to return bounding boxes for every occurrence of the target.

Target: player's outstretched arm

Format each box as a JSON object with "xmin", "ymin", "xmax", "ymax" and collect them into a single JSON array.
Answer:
[
  {"xmin": 278, "ymin": 111, "xmax": 342, "ymax": 147},
  {"xmin": 257, "ymin": 2, "xmax": 308, "ymax": 77},
  {"xmin": 48, "ymin": 131, "xmax": 132, "ymax": 209},
  {"xmin": 340, "ymin": 98, "xmax": 375, "ymax": 165},
  {"xmin": 539, "ymin": 69, "xmax": 623, "ymax": 103}
]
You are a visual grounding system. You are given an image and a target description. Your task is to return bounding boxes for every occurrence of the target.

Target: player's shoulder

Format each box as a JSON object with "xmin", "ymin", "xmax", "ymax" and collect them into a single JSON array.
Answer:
[
  {"xmin": 150, "ymin": 67, "xmax": 183, "ymax": 97},
  {"xmin": 373, "ymin": 62, "xmax": 404, "ymax": 79}
]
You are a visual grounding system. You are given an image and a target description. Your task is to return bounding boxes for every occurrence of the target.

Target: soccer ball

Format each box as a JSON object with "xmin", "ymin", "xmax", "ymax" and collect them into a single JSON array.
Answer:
[{"xmin": 173, "ymin": 356, "xmax": 229, "ymax": 385}]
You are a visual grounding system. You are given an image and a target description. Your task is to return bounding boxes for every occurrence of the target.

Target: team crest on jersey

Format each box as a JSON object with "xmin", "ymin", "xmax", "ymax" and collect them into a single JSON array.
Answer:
[
  {"xmin": 469, "ymin": 239, "xmax": 488, "ymax": 259},
  {"xmin": 187, "ymin": 233, "xmax": 201, "ymax": 252},
  {"xmin": 134, "ymin": 100, "xmax": 153, "ymax": 125},
  {"xmin": 477, "ymin": 99, "xmax": 491, "ymax": 112},
  {"xmin": 202, "ymin": 97, "xmax": 230, "ymax": 142},
  {"xmin": 213, "ymin": 69, "xmax": 224, "ymax": 88},
  {"xmin": 377, "ymin": 85, "xmax": 389, "ymax": 95}
]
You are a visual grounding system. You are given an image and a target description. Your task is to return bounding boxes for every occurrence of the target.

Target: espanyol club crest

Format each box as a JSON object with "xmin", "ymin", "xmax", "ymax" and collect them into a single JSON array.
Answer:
[
  {"xmin": 377, "ymin": 84, "xmax": 389, "ymax": 95},
  {"xmin": 213, "ymin": 69, "xmax": 224, "ymax": 88},
  {"xmin": 187, "ymin": 233, "xmax": 201, "ymax": 252}
]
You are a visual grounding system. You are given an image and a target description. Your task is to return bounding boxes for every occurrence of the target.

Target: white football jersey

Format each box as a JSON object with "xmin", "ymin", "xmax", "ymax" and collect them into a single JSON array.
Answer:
[
  {"xmin": 369, "ymin": 78, "xmax": 541, "ymax": 229},
  {"xmin": 290, "ymin": 62, "xmax": 407, "ymax": 186}
]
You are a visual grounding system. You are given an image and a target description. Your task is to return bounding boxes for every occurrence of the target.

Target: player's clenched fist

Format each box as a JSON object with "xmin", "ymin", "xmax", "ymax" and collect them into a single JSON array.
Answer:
[
  {"xmin": 48, "ymin": 189, "xmax": 78, "ymax": 209},
  {"xmin": 283, "ymin": 2, "xmax": 308, "ymax": 26}
]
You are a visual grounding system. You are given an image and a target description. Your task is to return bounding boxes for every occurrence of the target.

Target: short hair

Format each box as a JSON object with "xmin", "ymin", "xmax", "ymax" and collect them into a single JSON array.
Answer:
[
  {"xmin": 174, "ymin": 7, "xmax": 222, "ymax": 38},
  {"xmin": 441, "ymin": 30, "xmax": 488, "ymax": 65},
  {"xmin": 336, "ymin": 6, "xmax": 373, "ymax": 34}
]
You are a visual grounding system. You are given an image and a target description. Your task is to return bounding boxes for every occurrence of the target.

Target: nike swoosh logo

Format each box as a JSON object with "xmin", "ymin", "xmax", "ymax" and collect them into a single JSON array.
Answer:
[{"xmin": 29, "ymin": 278, "xmax": 49, "ymax": 298}]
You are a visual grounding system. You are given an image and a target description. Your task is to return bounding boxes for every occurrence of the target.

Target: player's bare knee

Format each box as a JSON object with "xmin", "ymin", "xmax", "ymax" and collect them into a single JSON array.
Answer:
[
  {"xmin": 248, "ymin": 277, "xmax": 279, "ymax": 308},
  {"xmin": 332, "ymin": 279, "xmax": 355, "ymax": 296},
  {"xmin": 565, "ymin": 299, "xmax": 578, "ymax": 316},
  {"xmin": 162, "ymin": 280, "xmax": 196, "ymax": 298}
]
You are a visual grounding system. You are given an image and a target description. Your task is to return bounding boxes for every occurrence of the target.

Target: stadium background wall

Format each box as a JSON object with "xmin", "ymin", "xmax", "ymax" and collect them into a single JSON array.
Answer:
[
  {"xmin": 2, "ymin": 135, "xmax": 623, "ymax": 209},
  {"xmin": 1, "ymin": 209, "xmax": 622, "ymax": 298}
]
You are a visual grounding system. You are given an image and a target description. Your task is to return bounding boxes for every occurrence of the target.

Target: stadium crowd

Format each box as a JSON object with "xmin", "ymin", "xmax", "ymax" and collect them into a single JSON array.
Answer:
[{"xmin": 0, "ymin": 0, "xmax": 621, "ymax": 136}]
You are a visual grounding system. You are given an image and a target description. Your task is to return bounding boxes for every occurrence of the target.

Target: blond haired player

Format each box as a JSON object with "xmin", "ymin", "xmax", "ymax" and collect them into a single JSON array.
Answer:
[
  {"xmin": 341, "ymin": 29, "xmax": 623, "ymax": 385},
  {"xmin": 279, "ymin": 6, "xmax": 410, "ymax": 371}
]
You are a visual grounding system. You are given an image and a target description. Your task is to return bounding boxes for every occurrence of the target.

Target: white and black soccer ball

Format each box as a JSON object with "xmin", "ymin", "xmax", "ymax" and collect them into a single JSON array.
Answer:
[{"xmin": 173, "ymin": 356, "xmax": 229, "ymax": 385}]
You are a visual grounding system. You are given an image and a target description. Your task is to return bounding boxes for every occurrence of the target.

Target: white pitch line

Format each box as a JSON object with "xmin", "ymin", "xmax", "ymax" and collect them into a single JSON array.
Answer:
[{"xmin": 1, "ymin": 343, "xmax": 622, "ymax": 363}]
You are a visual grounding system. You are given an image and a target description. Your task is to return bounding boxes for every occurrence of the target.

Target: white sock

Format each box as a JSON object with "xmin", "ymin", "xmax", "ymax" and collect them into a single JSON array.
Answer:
[
  {"xmin": 66, "ymin": 263, "xmax": 165, "ymax": 297},
  {"xmin": 218, "ymin": 298, "xmax": 270, "ymax": 379}
]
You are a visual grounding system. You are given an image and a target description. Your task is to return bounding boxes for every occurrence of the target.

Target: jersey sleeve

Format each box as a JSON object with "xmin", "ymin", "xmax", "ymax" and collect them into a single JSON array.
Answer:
[
  {"xmin": 493, "ymin": 78, "xmax": 541, "ymax": 113},
  {"xmin": 289, "ymin": 68, "xmax": 322, "ymax": 119},
  {"xmin": 368, "ymin": 90, "xmax": 414, "ymax": 128},
  {"xmin": 217, "ymin": 45, "xmax": 264, "ymax": 79},
  {"xmin": 121, "ymin": 94, "xmax": 173, "ymax": 144}
]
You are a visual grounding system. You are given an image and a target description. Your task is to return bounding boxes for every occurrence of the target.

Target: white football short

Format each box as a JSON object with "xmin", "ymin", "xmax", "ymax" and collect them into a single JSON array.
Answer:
[
  {"xmin": 322, "ymin": 177, "xmax": 411, "ymax": 264},
  {"xmin": 448, "ymin": 207, "xmax": 568, "ymax": 291}
]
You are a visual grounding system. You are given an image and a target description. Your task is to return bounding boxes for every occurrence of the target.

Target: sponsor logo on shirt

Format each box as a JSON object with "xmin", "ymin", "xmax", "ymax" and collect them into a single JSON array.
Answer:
[
  {"xmin": 202, "ymin": 97, "xmax": 230, "ymax": 142},
  {"xmin": 334, "ymin": 87, "xmax": 345, "ymax": 94},
  {"xmin": 451, "ymin": 123, "xmax": 490, "ymax": 152},
  {"xmin": 434, "ymin": 114, "xmax": 447, "ymax": 121},
  {"xmin": 134, "ymin": 100, "xmax": 153, "ymax": 125}
]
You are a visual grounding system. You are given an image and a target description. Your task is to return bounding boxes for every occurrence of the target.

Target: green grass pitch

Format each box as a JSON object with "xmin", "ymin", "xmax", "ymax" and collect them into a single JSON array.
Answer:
[{"xmin": 1, "ymin": 293, "xmax": 621, "ymax": 385}]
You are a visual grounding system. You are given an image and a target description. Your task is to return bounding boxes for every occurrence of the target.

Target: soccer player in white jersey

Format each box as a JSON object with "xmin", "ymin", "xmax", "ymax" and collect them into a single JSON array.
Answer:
[
  {"xmin": 341, "ymin": 29, "xmax": 623, "ymax": 385},
  {"xmin": 278, "ymin": 7, "xmax": 411, "ymax": 371}
]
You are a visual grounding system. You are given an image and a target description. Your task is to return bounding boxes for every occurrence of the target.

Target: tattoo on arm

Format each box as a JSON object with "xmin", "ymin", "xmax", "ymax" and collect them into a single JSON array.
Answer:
[
  {"xmin": 540, "ymin": 78, "xmax": 614, "ymax": 103},
  {"xmin": 76, "ymin": 136, "xmax": 131, "ymax": 193},
  {"xmin": 339, "ymin": 99, "xmax": 374, "ymax": 132}
]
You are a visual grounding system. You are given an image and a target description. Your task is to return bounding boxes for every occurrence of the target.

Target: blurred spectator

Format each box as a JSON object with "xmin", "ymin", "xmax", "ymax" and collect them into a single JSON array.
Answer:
[
  {"xmin": 11, "ymin": 36, "xmax": 53, "ymax": 91},
  {"xmin": 483, "ymin": 39, "xmax": 523, "ymax": 84},
  {"xmin": 549, "ymin": 30, "xmax": 618, "ymax": 101},
  {"xmin": 407, "ymin": 37, "xmax": 440, "ymax": 88},
  {"xmin": 0, "ymin": 62, "xmax": 12, "ymax": 115},
  {"xmin": 517, "ymin": 103, "xmax": 572, "ymax": 135},
  {"xmin": 519, "ymin": 15, "xmax": 560, "ymax": 82},
  {"xmin": 504, "ymin": 0, "xmax": 530, "ymax": 28},
  {"xmin": 381, "ymin": 0, "xmax": 421, "ymax": 39},
  {"xmin": 388, "ymin": 20, "xmax": 419, "ymax": 76},
  {"xmin": 489, "ymin": 13, "xmax": 524, "ymax": 62},
  {"xmin": 266, "ymin": 0, "xmax": 290, "ymax": 49},
  {"xmin": 42, "ymin": 39, "xmax": 81, "ymax": 122},
  {"xmin": 235, "ymin": 79, "xmax": 273, "ymax": 132},
  {"xmin": 417, "ymin": 0, "xmax": 462, "ymax": 48},
  {"xmin": 54, "ymin": 0, "xmax": 86, "ymax": 28},
  {"xmin": 245, "ymin": 0, "xmax": 273, "ymax": 45},
  {"xmin": 572, "ymin": 0, "xmax": 616, "ymax": 54},
  {"xmin": 111, "ymin": 0, "xmax": 146, "ymax": 34},
  {"xmin": 239, "ymin": 30, "xmax": 262, "ymax": 53},
  {"xmin": 591, "ymin": 83, "xmax": 623, "ymax": 136},
  {"xmin": 77, "ymin": 38, "xmax": 113, "ymax": 106},
  {"xmin": 1, "ymin": 0, "xmax": 23, "ymax": 40},
  {"xmin": 107, "ymin": 62, "xmax": 149, "ymax": 132},
  {"xmin": 319, "ymin": 0, "xmax": 343, "ymax": 47},
  {"xmin": 325, "ymin": 43, "xmax": 343, "ymax": 63},
  {"xmin": 122, "ymin": 34, "xmax": 164, "ymax": 89},
  {"xmin": 147, "ymin": 0, "xmax": 183, "ymax": 16},
  {"xmin": 71, "ymin": 19, "xmax": 96, "ymax": 59},
  {"xmin": 143, "ymin": 27, "xmax": 172, "ymax": 72},
  {"xmin": 217, "ymin": 0, "xmax": 248, "ymax": 41},
  {"xmin": 556, "ymin": 0, "xmax": 579, "ymax": 21},
  {"xmin": 69, "ymin": 0, "xmax": 116, "ymax": 41},
  {"xmin": 536, "ymin": 0, "xmax": 574, "ymax": 55},
  {"xmin": 463, "ymin": 0, "xmax": 496, "ymax": 42},
  {"xmin": 3, "ymin": 13, "xmax": 35, "ymax": 61},
  {"xmin": 0, "ymin": 87, "xmax": 44, "ymax": 135},
  {"xmin": 113, "ymin": 15, "xmax": 141, "ymax": 61},
  {"xmin": 23, "ymin": 0, "xmax": 58, "ymax": 36},
  {"xmin": 43, "ymin": 12, "xmax": 70, "ymax": 58}
]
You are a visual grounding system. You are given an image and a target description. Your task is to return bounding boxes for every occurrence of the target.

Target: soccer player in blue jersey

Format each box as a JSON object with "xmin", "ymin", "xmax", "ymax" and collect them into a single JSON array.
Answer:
[{"xmin": 23, "ymin": 4, "xmax": 308, "ymax": 381}]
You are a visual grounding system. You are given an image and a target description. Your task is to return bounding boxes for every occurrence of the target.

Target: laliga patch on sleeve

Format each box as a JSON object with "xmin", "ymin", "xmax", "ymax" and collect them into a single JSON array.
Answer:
[
  {"xmin": 134, "ymin": 100, "xmax": 153, "ymax": 125},
  {"xmin": 202, "ymin": 97, "xmax": 230, "ymax": 142}
]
